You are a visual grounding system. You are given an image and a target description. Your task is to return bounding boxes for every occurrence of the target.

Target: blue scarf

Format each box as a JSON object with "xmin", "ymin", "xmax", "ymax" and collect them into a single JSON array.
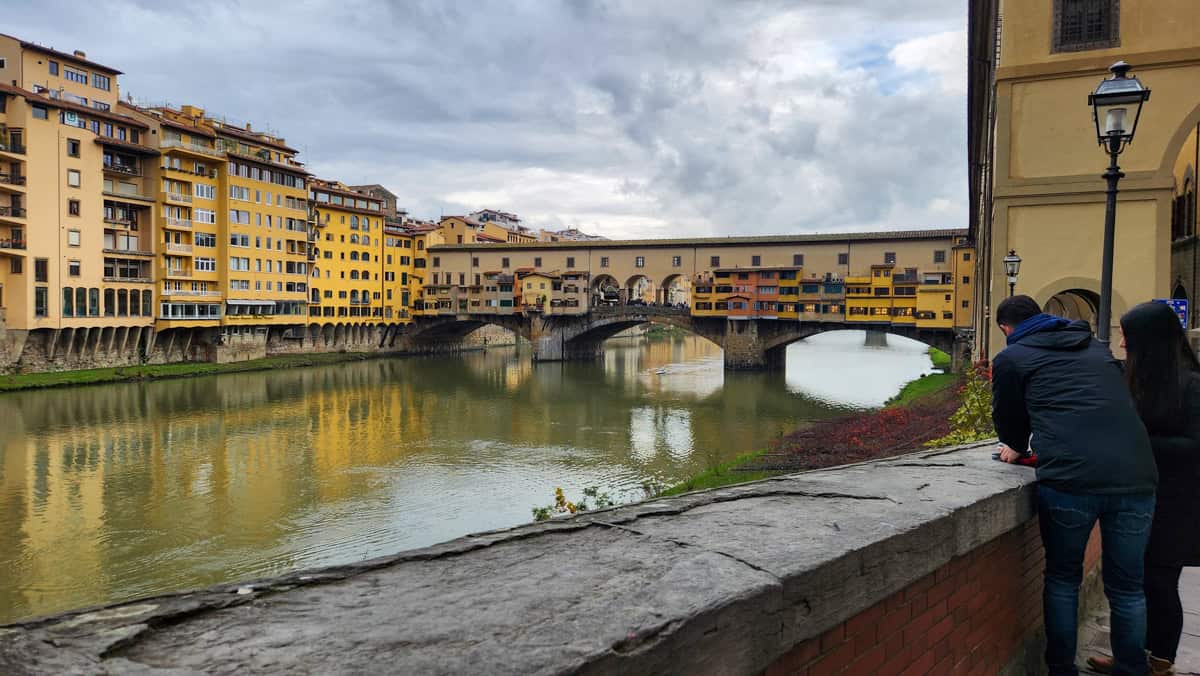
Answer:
[{"xmin": 1007, "ymin": 313, "xmax": 1070, "ymax": 345}]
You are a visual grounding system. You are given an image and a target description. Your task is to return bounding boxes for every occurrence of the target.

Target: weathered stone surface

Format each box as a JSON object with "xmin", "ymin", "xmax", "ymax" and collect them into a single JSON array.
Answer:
[{"xmin": 0, "ymin": 441, "xmax": 1034, "ymax": 675}]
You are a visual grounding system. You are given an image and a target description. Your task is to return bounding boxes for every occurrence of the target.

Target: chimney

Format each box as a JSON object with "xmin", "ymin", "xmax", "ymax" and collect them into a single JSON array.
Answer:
[
  {"xmin": 245, "ymin": 123, "xmax": 252, "ymax": 131},
  {"xmin": 73, "ymin": 50, "xmax": 86, "ymax": 59}
]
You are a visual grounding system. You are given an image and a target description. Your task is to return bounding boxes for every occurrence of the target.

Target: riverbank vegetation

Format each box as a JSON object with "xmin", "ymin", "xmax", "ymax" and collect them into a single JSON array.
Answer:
[
  {"xmin": 659, "ymin": 347, "xmax": 979, "ymax": 494},
  {"xmin": 0, "ymin": 352, "xmax": 379, "ymax": 393}
]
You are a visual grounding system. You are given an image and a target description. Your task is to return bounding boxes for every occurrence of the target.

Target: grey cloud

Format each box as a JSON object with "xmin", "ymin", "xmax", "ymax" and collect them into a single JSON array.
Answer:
[{"xmin": 10, "ymin": 0, "xmax": 966, "ymax": 237}]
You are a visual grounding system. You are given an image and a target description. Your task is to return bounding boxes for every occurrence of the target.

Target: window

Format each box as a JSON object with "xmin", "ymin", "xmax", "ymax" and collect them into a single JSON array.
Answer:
[
  {"xmin": 962, "ymin": 275, "xmax": 971, "ymax": 285},
  {"xmin": 751, "ymin": 255, "xmax": 761, "ymax": 266},
  {"xmin": 933, "ymin": 250, "xmax": 946, "ymax": 264},
  {"xmin": 502, "ymin": 257, "xmax": 510, "ymax": 268},
  {"xmin": 89, "ymin": 288, "xmax": 99, "ymax": 316},
  {"xmin": 471, "ymin": 256, "xmax": 479, "ymax": 267},
  {"xmin": 635, "ymin": 256, "xmax": 645, "ymax": 268},
  {"xmin": 196, "ymin": 258, "xmax": 216, "ymax": 272},
  {"xmin": 64, "ymin": 67, "xmax": 88, "ymax": 84},
  {"xmin": 35, "ymin": 287, "xmax": 48, "ymax": 317},
  {"xmin": 963, "ymin": 251, "xmax": 972, "ymax": 262},
  {"xmin": 32, "ymin": 105, "xmax": 48, "ymax": 120},
  {"xmin": 68, "ymin": 199, "xmax": 80, "ymax": 216},
  {"xmin": 10, "ymin": 258, "xmax": 21, "ymax": 274},
  {"xmin": 600, "ymin": 257, "xmax": 609, "ymax": 268},
  {"xmin": 433, "ymin": 256, "xmax": 440, "ymax": 267},
  {"xmin": 792, "ymin": 254, "xmax": 804, "ymax": 266},
  {"xmin": 67, "ymin": 169, "xmax": 81, "ymax": 187},
  {"xmin": 194, "ymin": 184, "xmax": 215, "ymax": 200},
  {"xmin": 838, "ymin": 253, "xmax": 849, "ymax": 265},
  {"xmin": 567, "ymin": 256, "xmax": 576, "ymax": 268},
  {"xmin": 48, "ymin": 60, "xmax": 58, "ymax": 76},
  {"xmin": 1053, "ymin": 0, "xmax": 1119, "ymax": 52},
  {"xmin": 534, "ymin": 257, "xmax": 542, "ymax": 268},
  {"xmin": 884, "ymin": 252, "xmax": 896, "ymax": 265},
  {"xmin": 710, "ymin": 256, "xmax": 720, "ymax": 267},
  {"xmin": 35, "ymin": 258, "xmax": 48, "ymax": 282},
  {"xmin": 67, "ymin": 138, "xmax": 80, "ymax": 157},
  {"xmin": 671, "ymin": 256, "xmax": 681, "ymax": 267},
  {"xmin": 68, "ymin": 230, "xmax": 81, "ymax": 246},
  {"xmin": 962, "ymin": 300, "xmax": 970, "ymax": 309},
  {"xmin": 62, "ymin": 288, "xmax": 74, "ymax": 317}
]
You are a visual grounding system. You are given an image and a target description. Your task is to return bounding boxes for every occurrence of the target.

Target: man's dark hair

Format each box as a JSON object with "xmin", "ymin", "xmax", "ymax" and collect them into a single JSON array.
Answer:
[{"xmin": 995, "ymin": 294, "xmax": 1041, "ymax": 328}]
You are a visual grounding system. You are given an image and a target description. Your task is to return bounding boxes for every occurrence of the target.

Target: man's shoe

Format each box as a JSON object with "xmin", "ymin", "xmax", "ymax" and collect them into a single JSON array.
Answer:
[
  {"xmin": 1086, "ymin": 655, "xmax": 1113, "ymax": 673},
  {"xmin": 1148, "ymin": 655, "xmax": 1175, "ymax": 675}
]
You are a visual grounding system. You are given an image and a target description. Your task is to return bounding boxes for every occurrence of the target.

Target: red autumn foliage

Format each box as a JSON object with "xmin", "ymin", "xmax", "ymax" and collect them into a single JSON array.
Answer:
[{"xmin": 746, "ymin": 383, "xmax": 963, "ymax": 473}]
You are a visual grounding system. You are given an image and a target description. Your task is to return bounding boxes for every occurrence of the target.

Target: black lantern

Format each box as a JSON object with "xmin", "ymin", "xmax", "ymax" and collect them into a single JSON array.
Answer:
[
  {"xmin": 1003, "ymin": 250, "xmax": 1021, "ymax": 297},
  {"xmin": 1088, "ymin": 61, "xmax": 1151, "ymax": 152},
  {"xmin": 1088, "ymin": 62, "xmax": 1151, "ymax": 343}
]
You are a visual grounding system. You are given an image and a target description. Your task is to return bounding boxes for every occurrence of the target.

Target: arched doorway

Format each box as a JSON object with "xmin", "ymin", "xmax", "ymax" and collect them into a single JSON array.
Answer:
[
  {"xmin": 659, "ymin": 274, "xmax": 690, "ymax": 307},
  {"xmin": 591, "ymin": 274, "xmax": 619, "ymax": 306},
  {"xmin": 625, "ymin": 274, "xmax": 654, "ymax": 305},
  {"xmin": 1045, "ymin": 289, "xmax": 1099, "ymax": 328}
]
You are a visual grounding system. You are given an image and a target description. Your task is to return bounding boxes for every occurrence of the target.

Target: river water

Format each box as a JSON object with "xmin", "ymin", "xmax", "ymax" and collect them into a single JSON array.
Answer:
[{"xmin": 0, "ymin": 331, "xmax": 937, "ymax": 623}]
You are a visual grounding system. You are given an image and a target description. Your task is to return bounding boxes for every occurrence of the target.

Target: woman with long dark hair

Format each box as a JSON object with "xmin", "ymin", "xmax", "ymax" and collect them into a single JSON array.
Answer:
[{"xmin": 1091, "ymin": 301, "xmax": 1200, "ymax": 675}]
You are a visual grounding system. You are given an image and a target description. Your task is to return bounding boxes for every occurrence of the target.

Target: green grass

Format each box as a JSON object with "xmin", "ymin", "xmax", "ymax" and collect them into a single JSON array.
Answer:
[
  {"xmin": 929, "ymin": 346, "xmax": 952, "ymax": 370},
  {"xmin": 0, "ymin": 352, "xmax": 378, "ymax": 393},
  {"xmin": 660, "ymin": 450, "xmax": 779, "ymax": 496}
]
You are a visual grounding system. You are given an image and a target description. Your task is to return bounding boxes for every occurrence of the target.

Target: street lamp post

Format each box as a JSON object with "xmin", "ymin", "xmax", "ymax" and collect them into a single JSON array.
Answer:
[
  {"xmin": 1088, "ymin": 61, "xmax": 1151, "ymax": 342},
  {"xmin": 1003, "ymin": 250, "xmax": 1022, "ymax": 298}
]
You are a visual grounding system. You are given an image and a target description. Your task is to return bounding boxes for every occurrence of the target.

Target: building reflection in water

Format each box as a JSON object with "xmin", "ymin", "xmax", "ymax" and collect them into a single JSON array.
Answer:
[{"xmin": 0, "ymin": 334, "xmax": 925, "ymax": 623}]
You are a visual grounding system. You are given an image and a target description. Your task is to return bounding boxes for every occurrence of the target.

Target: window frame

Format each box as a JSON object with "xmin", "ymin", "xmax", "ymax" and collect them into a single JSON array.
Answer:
[{"xmin": 1052, "ymin": 0, "xmax": 1120, "ymax": 53}]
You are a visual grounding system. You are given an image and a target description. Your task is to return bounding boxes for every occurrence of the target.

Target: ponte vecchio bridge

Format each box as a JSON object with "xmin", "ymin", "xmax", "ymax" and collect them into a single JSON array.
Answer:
[{"xmin": 390, "ymin": 228, "xmax": 976, "ymax": 370}]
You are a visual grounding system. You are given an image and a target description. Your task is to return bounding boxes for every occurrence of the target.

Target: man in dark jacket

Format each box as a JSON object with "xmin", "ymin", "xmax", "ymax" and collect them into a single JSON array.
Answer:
[{"xmin": 991, "ymin": 295, "xmax": 1157, "ymax": 676}]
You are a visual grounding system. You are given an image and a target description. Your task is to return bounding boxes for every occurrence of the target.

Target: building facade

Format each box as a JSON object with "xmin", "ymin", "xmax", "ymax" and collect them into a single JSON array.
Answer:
[{"xmin": 969, "ymin": 0, "xmax": 1200, "ymax": 357}]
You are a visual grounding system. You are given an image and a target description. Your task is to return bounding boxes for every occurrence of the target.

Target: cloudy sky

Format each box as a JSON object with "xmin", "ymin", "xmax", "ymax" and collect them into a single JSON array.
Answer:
[{"xmin": 10, "ymin": 1, "xmax": 967, "ymax": 239}]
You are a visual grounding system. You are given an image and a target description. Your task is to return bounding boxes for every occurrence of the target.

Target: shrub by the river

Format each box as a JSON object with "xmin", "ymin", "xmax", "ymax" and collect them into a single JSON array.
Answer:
[
  {"xmin": 924, "ymin": 364, "xmax": 994, "ymax": 448},
  {"xmin": 532, "ymin": 486, "xmax": 615, "ymax": 521}
]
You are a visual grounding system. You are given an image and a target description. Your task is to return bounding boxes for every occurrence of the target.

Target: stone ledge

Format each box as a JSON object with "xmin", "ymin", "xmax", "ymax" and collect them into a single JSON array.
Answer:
[{"xmin": 0, "ymin": 441, "xmax": 1037, "ymax": 675}]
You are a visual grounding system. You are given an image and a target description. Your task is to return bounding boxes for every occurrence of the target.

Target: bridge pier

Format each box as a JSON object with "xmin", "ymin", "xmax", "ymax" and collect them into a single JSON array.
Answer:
[{"xmin": 864, "ymin": 329, "xmax": 888, "ymax": 348}]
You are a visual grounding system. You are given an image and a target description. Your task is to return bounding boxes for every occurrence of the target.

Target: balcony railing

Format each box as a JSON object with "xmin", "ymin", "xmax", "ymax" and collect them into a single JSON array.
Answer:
[
  {"xmin": 161, "ymin": 138, "xmax": 225, "ymax": 158},
  {"xmin": 166, "ymin": 242, "xmax": 193, "ymax": 254},
  {"xmin": 0, "ymin": 140, "xmax": 25, "ymax": 155},
  {"xmin": 104, "ymin": 216, "xmax": 135, "ymax": 227},
  {"xmin": 160, "ymin": 288, "xmax": 221, "ymax": 297},
  {"xmin": 0, "ymin": 206, "xmax": 26, "ymax": 218},
  {"xmin": 103, "ymin": 276, "xmax": 152, "ymax": 284},
  {"xmin": 165, "ymin": 269, "xmax": 193, "ymax": 278},
  {"xmin": 0, "ymin": 173, "xmax": 26, "ymax": 187},
  {"xmin": 103, "ymin": 190, "xmax": 153, "ymax": 202},
  {"xmin": 104, "ymin": 163, "xmax": 141, "ymax": 177},
  {"xmin": 164, "ymin": 217, "xmax": 192, "ymax": 229},
  {"xmin": 166, "ymin": 192, "xmax": 193, "ymax": 203},
  {"xmin": 0, "ymin": 238, "xmax": 26, "ymax": 250},
  {"xmin": 103, "ymin": 248, "xmax": 153, "ymax": 257}
]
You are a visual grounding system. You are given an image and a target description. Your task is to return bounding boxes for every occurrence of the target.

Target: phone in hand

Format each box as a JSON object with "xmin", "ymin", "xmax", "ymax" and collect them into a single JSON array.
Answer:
[{"xmin": 991, "ymin": 451, "xmax": 1038, "ymax": 467}]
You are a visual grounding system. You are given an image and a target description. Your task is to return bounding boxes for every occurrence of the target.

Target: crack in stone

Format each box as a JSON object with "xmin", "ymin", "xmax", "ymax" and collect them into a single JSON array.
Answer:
[
  {"xmin": 886, "ymin": 462, "xmax": 967, "ymax": 468},
  {"xmin": 594, "ymin": 521, "xmax": 782, "ymax": 583}
]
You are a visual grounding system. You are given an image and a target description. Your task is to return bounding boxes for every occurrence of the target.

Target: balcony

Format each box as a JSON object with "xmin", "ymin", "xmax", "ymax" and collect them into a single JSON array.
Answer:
[
  {"xmin": 0, "ymin": 173, "xmax": 26, "ymax": 188},
  {"xmin": 103, "ymin": 163, "xmax": 142, "ymax": 177},
  {"xmin": 103, "ymin": 190, "xmax": 154, "ymax": 203},
  {"xmin": 103, "ymin": 248, "xmax": 154, "ymax": 258},
  {"xmin": 0, "ymin": 140, "xmax": 25, "ymax": 155},
  {"xmin": 164, "ymin": 217, "xmax": 192, "ymax": 229},
  {"xmin": 0, "ymin": 238, "xmax": 26, "ymax": 251},
  {"xmin": 161, "ymin": 138, "xmax": 225, "ymax": 159},
  {"xmin": 103, "ymin": 216, "xmax": 136, "ymax": 228},
  {"xmin": 0, "ymin": 206, "xmax": 26, "ymax": 219},
  {"xmin": 165, "ymin": 192, "xmax": 193, "ymax": 204},
  {"xmin": 160, "ymin": 288, "xmax": 221, "ymax": 297},
  {"xmin": 103, "ymin": 276, "xmax": 152, "ymax": 284},
  {"xmin": 165, "ymin": 269, "xmax": 193, "ymax": 279},
  {"xmin": 166, "ymin": 242, "xmax": 193, "ymax": 254}
]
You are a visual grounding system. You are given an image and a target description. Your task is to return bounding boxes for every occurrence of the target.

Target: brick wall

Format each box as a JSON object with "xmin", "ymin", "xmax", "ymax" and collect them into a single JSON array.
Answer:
[{"xmin": 767, "ymin": 519, "xmax": 1102, "ymax": 676}]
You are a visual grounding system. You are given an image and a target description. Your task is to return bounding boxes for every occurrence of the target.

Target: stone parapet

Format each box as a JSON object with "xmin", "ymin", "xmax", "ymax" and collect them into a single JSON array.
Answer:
[{"xmin": 0, "ymin": 442, "xmax": 1072, "ymax": 675}]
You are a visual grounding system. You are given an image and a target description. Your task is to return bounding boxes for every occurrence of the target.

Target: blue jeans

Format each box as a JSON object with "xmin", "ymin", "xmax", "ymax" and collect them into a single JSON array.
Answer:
[{"xmin": 1038, "ymin": 485, "xmax": 1155, "ymax": 676}]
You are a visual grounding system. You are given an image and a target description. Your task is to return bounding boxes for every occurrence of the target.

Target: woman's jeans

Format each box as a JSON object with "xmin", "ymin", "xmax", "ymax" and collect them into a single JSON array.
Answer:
[
  {"xmin": 1145, "ymin": 563, "xmax": 1184, "ymax": 662},
  {"xmin": 1037, "ymin": 485, "xmax": 1155, "ymax": 676}
]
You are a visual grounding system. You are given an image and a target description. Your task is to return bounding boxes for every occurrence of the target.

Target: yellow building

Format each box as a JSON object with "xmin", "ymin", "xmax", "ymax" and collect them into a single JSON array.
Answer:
[
  {"xmin": 0, "ymin": 36, "xmax": 158, "ymax": 366},
  {"xmin": 519, "ymin": 272, "xmax": 556, "ymax": 313},
  {"xmin": 970, "ymin": 0, "xmax": 1200, "ymax": 357},
  {"xmin": 382, "ymin": 223, "xmax": 416, "ymax": 323},
  {"xmin": 309, "ymin": 179, "xmax": 386, "ymax": 324},
  {"xmin": 213, "ymin": 120, "xmax": 310, "ymax": 333},
  {"xmin": 120, "ymin": 104, "xmax": 225, "ymax": 330}
]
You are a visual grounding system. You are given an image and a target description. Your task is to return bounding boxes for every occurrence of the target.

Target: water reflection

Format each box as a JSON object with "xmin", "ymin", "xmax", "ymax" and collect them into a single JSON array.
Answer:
[{"xmin": 0, "ymin": 332, "xmax": 931, "ymax": 623}]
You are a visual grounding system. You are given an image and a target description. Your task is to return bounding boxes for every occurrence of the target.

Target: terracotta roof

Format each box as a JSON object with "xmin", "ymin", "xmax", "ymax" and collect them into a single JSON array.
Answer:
[
  {"xmin": 211, "ymin": 122, "xmax": 297, "ymax": 153},
  {"xmin": 8, "ymin": 36, "xmax": 124, "ymax": 74},
  {"xmin": 15, "ymin": 86, "xmax": 149, "ymax": 129},
  {"xmin": 430, "ymin": 228, "xmax": 969, "ymax": 252},
  {"xmin": 159, "ymin": 117, "xmax": 217, "ymax": 139},
  {"xmin": 228, "ymin": 150, "xmax": 311, "ymax": 177},
  {"xmin": 94, "ymin": 136, "xmax": 160, "ymax": 157},
  {"xmin": 475, "ymin": 233, "xmax": 505, "ymax": 243}
]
